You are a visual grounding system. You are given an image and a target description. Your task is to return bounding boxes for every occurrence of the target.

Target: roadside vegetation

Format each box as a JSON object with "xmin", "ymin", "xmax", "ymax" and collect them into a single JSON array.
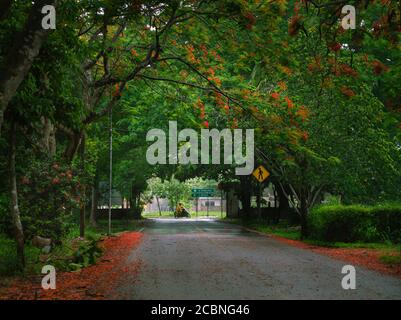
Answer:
[
  {"xmin": 0, "ymin": 219, "xmax": 144, "ymax": 279},
  {"xmin": 228, "ymin": 203, "xmax": 401, "ymax": 267}
]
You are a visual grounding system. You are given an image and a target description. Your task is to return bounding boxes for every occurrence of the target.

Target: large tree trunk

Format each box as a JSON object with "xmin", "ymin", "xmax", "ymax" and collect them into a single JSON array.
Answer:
[
  {"xmin": 0, "ymin": 0, "xmax": 13, "ymax": 21},
  {"xmin": 9, "ymin": 121, "xmax": 25, "ymax": 268},
  {"xmin": 0, "ymin": 0, "xmax": 58, "ymax": 135}
]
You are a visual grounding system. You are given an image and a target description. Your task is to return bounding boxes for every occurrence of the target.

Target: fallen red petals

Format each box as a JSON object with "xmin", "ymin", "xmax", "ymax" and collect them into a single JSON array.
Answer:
[
  {"xmin": 270, "ymin": 234, "xmax": 401, "ymax": 278},
  {"xmin": 0, "ymin": 232, "xmax": 143, "ymax": 300}
]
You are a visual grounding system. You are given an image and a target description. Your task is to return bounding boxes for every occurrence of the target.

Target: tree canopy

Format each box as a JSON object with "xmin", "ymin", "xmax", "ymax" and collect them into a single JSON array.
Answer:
[{"xmin": 1, "ymin": 0, "xmax": 400, "ymax": 265}]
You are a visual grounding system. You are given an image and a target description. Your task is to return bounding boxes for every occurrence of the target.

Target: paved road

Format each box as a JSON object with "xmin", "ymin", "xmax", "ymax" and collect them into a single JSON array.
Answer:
[{"xmin": 116, "ymin": 219, "xmax": 401, "ymax": 300}]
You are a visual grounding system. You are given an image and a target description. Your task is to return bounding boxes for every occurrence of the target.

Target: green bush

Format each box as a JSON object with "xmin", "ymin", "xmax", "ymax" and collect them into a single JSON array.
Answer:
[
  {"xmin": 18, "ymin": 157, "xmax": 82, "ymax": 242},
  {"xmin": 309, "ymin": 205, "xmax": 377, "ymax": 242},
  {"xmin": 309, "ymin": 204, "xmax": 401, "ymax": 243},
  {"xmin": 372, "ymin": 204, "xmax": 401, "ymax": 242}
]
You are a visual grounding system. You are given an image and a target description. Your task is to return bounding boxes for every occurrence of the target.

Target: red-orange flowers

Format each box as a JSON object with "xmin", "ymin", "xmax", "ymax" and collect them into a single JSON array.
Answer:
[
  {"xmin": 285, "ymin": 97, "xmax": 294, "ymax": 109},
  {"xmin": 371, "ymin": 60, "xmax": 389, "ymax": 75},
  {"xmin": 340, "ymin": 86, "xmax": 356, "ymax": 98},
  {"xmin": 271, "ymin": 92, "xmax": 280, "ymax": 100},
  {"xmin": 112, "ymin": 84, "xmax": 122, "ymax": 97},
  {"xmin": 301, "ymin": 131, "xmax": 309, "ymax": 141},
  {"xmin": 296, "ymin": 106, "xmax": 310, "ymax": 121},
  {"xmin": 278, "ymin": 81, "xmax": 287, "ymax": 91},
  {"xmin": 288, "ymin": 15, "xmax": 302, "ymax": 36},
  {"xmin": 328, "ymin": 42, "xmax": 342, "ymax": 52}
]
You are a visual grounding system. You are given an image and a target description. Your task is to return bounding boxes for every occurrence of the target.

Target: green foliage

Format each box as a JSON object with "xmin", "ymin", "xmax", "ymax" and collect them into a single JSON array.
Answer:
[
  {"xmin": 0, "ymin": 194, "xmax": 11, "ymax": 236},
  {"xmin": 1, "ymin": 0, "xmax": 401, "ymax": 271},
  {"xmin": 379, "ymin": 254, "xmax": 401, "ymax": 266},
  {"xmin": 18, "ymin": 156, "xmax": 82, "ymax": 241},
  {"xmin": 72, "ymin": 235, "xmax": 102, "ymax": 269},
  {"xmin": 0, "ymin": 234, "xmax": 41, "ymax": 276},
  {"xmin": 372, "ymin": 204, "xmax": 401, "ymax": 242},
  {"xmin": 163, "ymin": 177, "xmax": 191, "ymax": 209},
  {"xmin": 309, "ymin": 204, "xmax": 401, "ymax": 243}
]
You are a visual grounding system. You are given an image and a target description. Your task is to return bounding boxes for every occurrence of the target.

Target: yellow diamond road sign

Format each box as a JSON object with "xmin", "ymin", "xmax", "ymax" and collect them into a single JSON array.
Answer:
[{"xmin": 252, "ymin": 165, "xmax": 270, "ymax": 183}]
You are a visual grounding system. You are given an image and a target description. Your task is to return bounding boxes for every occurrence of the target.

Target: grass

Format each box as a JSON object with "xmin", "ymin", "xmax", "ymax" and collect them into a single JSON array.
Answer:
[
  {"xmin": 0, "ymin": 234, "xmax": 41, "ymax": 277},
  {"xmin": 89, "ymin": 218, "xmax": 146, "ymax": 234},
  {"xmin": 379, "ymin": 254, "xmax": 401, "ymax": 266},
  {"xmin": 225, "ymin": 218, "xmax": 301, "ymax": 240}
]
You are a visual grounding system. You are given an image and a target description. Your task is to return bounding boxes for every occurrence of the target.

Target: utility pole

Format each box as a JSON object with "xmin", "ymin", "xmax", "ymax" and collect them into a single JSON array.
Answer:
[{"xmin": 108, "ymin": 107, "xmax": 113, "ymax": 235}]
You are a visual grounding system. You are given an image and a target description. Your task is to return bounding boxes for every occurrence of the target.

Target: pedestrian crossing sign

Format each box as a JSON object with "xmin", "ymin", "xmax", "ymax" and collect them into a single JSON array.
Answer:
[{"xmin": 252, "ymin": 165, "xmax": 270, "ymax": 183}]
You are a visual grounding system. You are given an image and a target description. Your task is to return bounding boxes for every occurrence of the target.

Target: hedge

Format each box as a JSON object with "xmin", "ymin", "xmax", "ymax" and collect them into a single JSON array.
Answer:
[{"xmin": 308, "ymin": 204, "xmax": 401, "ymax": 243}]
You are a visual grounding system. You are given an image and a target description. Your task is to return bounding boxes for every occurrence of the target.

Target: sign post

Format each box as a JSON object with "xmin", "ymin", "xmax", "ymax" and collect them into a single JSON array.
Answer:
[{"xmin": 191, "ymin": 188, "xmax": 215, "ymax": 217}]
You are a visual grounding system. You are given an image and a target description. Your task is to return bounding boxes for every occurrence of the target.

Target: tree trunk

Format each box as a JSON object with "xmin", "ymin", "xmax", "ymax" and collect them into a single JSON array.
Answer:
[
  {"xmin": 0, "ymin": 0, "xmax": 58, "ymax": 135},
  {"xmin": 238, "ymin": 177, "xmax": 252, "ymax": 217},
  {"xmin": 0, "ymin": 0, "xmax": 13, "ymax": 21},
  {"xmin": 276, "ymin": 183, "xmax": 290, "ymax": 220},
  {"xmin": 156, "ymin": 197, "xmax": 161, "ymax": 216},
  {"xmin": 64, "ymin": 131, "xmax": 84, "ymax": 162},
  {"xmin": 256, "ymin": 185, "xmax": 261, "ymax": 219},
  {"xmin": 90, "ymin": 183, "xmax": 98, "ymax": 227},
  {"xmin": 299, "ymin": 195, "xmax": 309, "ymax": 240},
  {"xmin": 40, "ymin": 117, "xmax": 56, "ymax": 156},
  {"xmin": 9, "ymin": 121, "xmax": 25, "ymax": 268},
  {"xmin": 79, "ymin": 135, "xmax": 86, "ymax": 238},
  {"xmin": 80, "ymin": 202, "xmax": 85, "ymax": 238}
]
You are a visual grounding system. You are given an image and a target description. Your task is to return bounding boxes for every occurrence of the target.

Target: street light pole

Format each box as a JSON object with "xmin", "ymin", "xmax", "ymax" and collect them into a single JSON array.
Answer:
[{"xmin": 108, "ymin": 107, "xmax": 113, "ymax": 235}]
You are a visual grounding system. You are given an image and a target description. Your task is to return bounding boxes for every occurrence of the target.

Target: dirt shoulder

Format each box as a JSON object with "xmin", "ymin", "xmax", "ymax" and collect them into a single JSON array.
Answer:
[{"xmin": 239, "ymin": 223, "xmax": 401, "ymax": 279}]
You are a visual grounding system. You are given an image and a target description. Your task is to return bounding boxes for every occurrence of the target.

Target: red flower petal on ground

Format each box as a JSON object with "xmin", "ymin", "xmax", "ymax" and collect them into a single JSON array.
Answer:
[{"xmin": 1, "ymin": 232, "xmax": 143, "ymax": 300}]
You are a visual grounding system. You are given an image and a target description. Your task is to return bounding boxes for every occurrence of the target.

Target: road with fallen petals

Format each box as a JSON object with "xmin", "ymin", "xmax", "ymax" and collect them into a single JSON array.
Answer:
[
  {"xmin": 115, "ymin": 218, "xmax": 401, "ymax": 299},
  {"xmin": 2, "ymin": 218, "xmax": 401, "ymax": 300}
]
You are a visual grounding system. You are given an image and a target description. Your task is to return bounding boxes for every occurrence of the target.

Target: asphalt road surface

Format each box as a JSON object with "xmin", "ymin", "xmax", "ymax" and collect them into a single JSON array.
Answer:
[{"xmin": 116, "ymin": 218, "xmax": 401, "ymax": 300}]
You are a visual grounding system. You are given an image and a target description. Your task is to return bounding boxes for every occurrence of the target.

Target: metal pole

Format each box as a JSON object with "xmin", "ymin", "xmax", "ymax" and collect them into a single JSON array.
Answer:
[
  {"xmin": 108, "ymin": 107, "xmax": 113, "ymax": 235},
  {"xmin": 207, "ymin": 197, "xmax": 209, "ymax": 217},
  {"xmin": 258, "ymin": 183, "xmax": 262, "ymax": 219}
]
